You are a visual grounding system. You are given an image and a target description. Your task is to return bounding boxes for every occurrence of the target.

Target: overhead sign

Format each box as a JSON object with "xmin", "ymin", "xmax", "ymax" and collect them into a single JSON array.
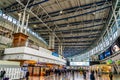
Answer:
[{"xmin": 70, "ymin": 62, "xmax": 89, "ymax": 66}]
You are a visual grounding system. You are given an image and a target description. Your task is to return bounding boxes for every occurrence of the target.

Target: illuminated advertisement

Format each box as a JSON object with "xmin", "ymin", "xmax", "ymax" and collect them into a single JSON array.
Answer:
[
  {"xmin": 99, "ymin": 53, "xmax": 105, "ymax": 60},
  {"xmin": 111, "ymin": 36, "xmax": 120, "ymax": 53},
  {"xmin": 70, "ymin": 62, "xmax": 90, "ymax": 66},
  {"xmin": 111, "ymin": 42, "xmax": 120, "ymax": 53},
  {"xmin": 104, "ymin": 48, "xmax": 112, "ymax": 58}
]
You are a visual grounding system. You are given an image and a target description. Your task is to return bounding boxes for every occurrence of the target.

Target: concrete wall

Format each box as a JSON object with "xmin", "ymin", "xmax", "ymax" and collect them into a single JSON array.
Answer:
[{"xmin": 4, "ymin": 47, "xmax": 66, "ymax": 65}]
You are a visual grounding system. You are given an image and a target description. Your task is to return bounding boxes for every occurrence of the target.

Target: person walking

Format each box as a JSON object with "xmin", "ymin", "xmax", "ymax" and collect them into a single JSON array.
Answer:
[
  {"xmin": 83, "ymin": 71, "xmax": 86, "ymax": 80},
  {"xmin": 0, "ymin": 69, "xmax": 6, "ymax": 80},
  {"xmin": 90, "ymin": 71, "xmax": 95, "ymax": 80},
  {"xmin": 25, "ymin": 71, "xmax": 29, "ymax": 80},
  {"xmin": 109, "ymin": 72, "xmax": 113, "ymax": 80}
]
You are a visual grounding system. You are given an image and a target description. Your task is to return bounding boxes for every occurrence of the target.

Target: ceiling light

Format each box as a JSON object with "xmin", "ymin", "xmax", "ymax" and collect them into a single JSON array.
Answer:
[
  {"xmin": 92, "ymin": 12, "xmax": 95, "ymax": 15},
  {"xmin": 60, "ymin": 10, "xmax": 63, "ymax": 14},
  {"xmin": 18, "ymin": 13, "xmax": 21, "ymax": 16},
  {"xmin": 34, "ymin": 25, "xmax": 37, "ymax": 28},
  {"xmin": 67, "ymin": 24, "xmax": 69, "ymax": 27}
]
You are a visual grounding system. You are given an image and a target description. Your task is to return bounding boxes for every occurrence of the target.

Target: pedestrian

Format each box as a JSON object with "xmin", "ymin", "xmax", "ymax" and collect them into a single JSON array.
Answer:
[
  {"xmin": 90, "ymin": 71, "xmax": 95, "ymax": 80},
  {"xmin": 25, "ymin": 71, "xmax": 29, "ymax": 80},
  {"xmin": 95, "ymin": 70, "xmax": 97, "ymax": 74},
  {"xmin": 83, "ymin": 71, "xmax": 86, "ymax": 80},
  {"xmin": 109, "ymin": 72, "xmax": 113, "ymax": 80},
  {"xmin": 0, "ymin": 69, "xmax": 6, "ymax": 80},
  {"xmin": 98, "ymin": 69, "xmax": 101, "ymax": 77}
]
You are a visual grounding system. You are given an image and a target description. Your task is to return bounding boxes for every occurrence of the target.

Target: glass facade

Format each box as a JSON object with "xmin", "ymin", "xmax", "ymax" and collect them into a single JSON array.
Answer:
[{"xmin": 78, "ymin": 9, "xmax": 120, "ymax": 59}]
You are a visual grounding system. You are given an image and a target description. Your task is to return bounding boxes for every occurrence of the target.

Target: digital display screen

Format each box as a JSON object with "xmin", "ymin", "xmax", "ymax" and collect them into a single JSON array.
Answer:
[
  {"xmin": 104, "ymin": 50, "xmax": 111, "ymax": 58},
  {"xmin": 111, "ymin": 43, "xmax": 120, "ymax": 53},
  {"xmin": 70, "ymin": 62, "xmax": 90, "ymax": 66},
  {"xmin": 111, "ymin": 36, "xmax": 120, "ymax": 53},
  {"xmin": 99, "ymin": 53, "xmax": 105, "ymax": 60}
]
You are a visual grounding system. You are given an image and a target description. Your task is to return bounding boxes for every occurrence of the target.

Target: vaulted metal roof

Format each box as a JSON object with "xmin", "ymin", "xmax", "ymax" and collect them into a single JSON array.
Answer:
[{"xmin": 0, "ymin": 0, "xmax": 112, "ymax": 57}]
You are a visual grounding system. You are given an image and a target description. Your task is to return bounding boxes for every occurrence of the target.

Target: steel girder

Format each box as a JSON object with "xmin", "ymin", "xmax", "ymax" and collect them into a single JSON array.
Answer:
[
  {"xmin": 55, "ymin": 46, "xmax": 89, "ymax": 48},
  {"xmin": 43, "ymin": 33, "xmax": 99, "ymax": 40},
  {"xmin": 55, "ymin": 41, "xmax": 93, "ymax": 43},
  {"xmin": 2, "ymin": 0, "xmax": 49, "ymax": 13},
  {"xmin": 29, "ymin": 3, "xmax": 111, "ymax": 24},
  {"xmin": 42, "ymin": 32, "xmax": 100, "ymax": 38},
  {"xmin": 38, "ymin": 23, "xmax": 104, "ymax": 35},
  {"xmin": 57, "ymin": 43, "xmax": 91, "ymax": 46},
  {"xmin": 33, "ymin": 18, "xmax": 106, "ymax": 30},
  {"xmin": 55, "ymin": 38, "xmax": 96, "ymax": 43},
  {"xmin": 37, "ymin": 28, "xmax": 102, "ymax": 32},
  {"xmin": 55, "ymin": 44, "xmax": 90, "ymax": 46},
  {"xmin": 30, "ymin": 0, "xmax": 111, "ymax": 22},
  {"xmin": 62, "ymin": 35, "xmax": 99, "ymax": 39}
]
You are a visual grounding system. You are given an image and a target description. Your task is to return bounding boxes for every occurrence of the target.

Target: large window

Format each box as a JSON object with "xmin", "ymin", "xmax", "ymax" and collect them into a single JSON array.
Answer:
[
  {"xmin": 111, "ymin": 23, "xmax": 117, "ymax": 34},
  {"xmin": 113, "ymin": 31, "xmax": 118, "ymax": 40}
]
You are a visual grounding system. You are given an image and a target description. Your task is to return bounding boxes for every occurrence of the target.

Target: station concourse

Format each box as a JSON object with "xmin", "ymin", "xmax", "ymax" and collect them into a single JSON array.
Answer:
[{"xmin": 0, "ymin": 0, "xmax": 120, "ymax": 80}]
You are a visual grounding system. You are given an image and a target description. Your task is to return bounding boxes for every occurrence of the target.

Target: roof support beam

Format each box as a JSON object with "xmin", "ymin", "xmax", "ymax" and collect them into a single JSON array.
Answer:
[
  {"xmin": 42, "ymin": 32, "xmax": 100, "ymax": 38},
  {"xmin": 3, "ymin": 0, "xmax": 49, "ymax": 13},
  {"xmin": 37, "ymin": 23, "xmax": 104, "ymax": 35},
  {"xmin": 62, "ymin": 35, "xmax": 99, "ymax": 39},
  {"xmin": 55, "ymin": 44, "xmax": 90, "ymax": 46},
  {"xmin": 55, "ymin": 39, "xmax": 96, "ymax": 42},
  {"xmin": 33, "ymin": 19, "xmax": 106, "ymax": 30},
  {"xmin": 55, "ymin": 41, "xmax": 93, "ymax": 43},
  {"xmin": 38, "ymin": 28, "xmax": 102, "ymax": 33},
  {"xmin": 30, "ymin": 0, "xmax": 111, "ymax": 22},
  {"xmin": 29, "ymin": 3, "xmax": 111, "ymax": 24},
  {"xmin": 16, "ymin": 0, "xmax": 61, "ymax": 43}
]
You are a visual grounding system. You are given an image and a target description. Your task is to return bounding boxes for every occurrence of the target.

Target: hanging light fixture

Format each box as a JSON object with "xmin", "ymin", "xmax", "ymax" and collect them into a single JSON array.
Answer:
[{"xmin": 60, "ymin": 10, "xmax": 63, "ymax": 14}]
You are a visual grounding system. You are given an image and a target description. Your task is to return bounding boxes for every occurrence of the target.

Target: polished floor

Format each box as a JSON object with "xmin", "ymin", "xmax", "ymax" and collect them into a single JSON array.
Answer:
[{"xmin": 24, "ymin": 72, "xmax": 120, "ymax": 80}]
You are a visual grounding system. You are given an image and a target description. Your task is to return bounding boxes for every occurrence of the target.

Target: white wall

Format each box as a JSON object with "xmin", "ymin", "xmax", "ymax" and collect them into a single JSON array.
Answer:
[{"xmin": 4, "ymin": 47, "xmax": 66, "ymax": 65}]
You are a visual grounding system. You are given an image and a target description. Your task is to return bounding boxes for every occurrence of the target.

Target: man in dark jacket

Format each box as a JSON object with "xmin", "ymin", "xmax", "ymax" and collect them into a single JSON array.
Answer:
[
  {"xmin": 90, "ymin": 71, "xmax": 95, "ymax": 80},
  {"xmin": 83, "ymin": 71, "xmax": 86, "ymax": 80},
  {"xmin": 109, "ymin": 72, "xmax": 113, "ymax": 80},
  {"xmin": 0, "ymin": 69, "xmax": 6, "ymax": 80},
  {"xmin": 25, "ymin": 71, "xmax": 29, "ymax": 80}
]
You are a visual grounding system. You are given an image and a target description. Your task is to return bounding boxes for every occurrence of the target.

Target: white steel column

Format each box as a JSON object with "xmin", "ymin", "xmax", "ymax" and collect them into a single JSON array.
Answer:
[
  {"xmin": 58, "ymin": 43, "xmax": 63, "ymax": 55},
  {"xmin": 16, "ymin": 11, "xmax": 29, "ymax": 34},
  {"xmin": 16, "ymin": 13, "xmax": 22, "ymax": 33},
  {"xmin": 58, "ymin": 44, "xmax": 61, "ymax": 54},
  {"xmin": 60, "ymin": 43, "xmax": 63, "ymax": 55},
  {"xmin": 20, "ymin": 10, "xmax": 26, "ymax": 33},
  {"xmin": 49, "ymin": 32, "xmax": 55, "ymax": 50},
  {"xmin": 24, "ymin": 14, "xmax": 29, "ymax": 34},
  {"xmin": 16, "ymin": 0, "xmax": 30, "ymax": 34},
  {"xmin": 112, "ymin": 7, "xmax": 119, "ymax": 29}
]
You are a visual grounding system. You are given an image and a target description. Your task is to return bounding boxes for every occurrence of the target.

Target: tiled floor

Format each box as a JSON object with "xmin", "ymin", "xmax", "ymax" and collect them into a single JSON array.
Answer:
[{"xmin": 24, "ymin": 72, "xmax": 120, "ymax": 80}]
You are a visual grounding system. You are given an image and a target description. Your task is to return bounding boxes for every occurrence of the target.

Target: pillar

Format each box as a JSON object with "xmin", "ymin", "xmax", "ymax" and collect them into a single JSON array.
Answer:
[
  {"xmin": 112, "ymin": 7, "xmax": 119, "ymax": 29},
  {"xmin": 60, "ymin": 44, "xmax": 63, "ymax": 55},
  {"xmin": 58, "ymin": 43, "xmax": 63, "ymax": 55},
  {"xmin": 13, "ymin": 9, "xmax": 29, "ymax": 47},
  {"xmin": 16, "ymin": 11, "xmax": 29, "ymax": 34},
  {"xmin": 48, "ymin": 32, "xmax": 55, "ymax": 51}
]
